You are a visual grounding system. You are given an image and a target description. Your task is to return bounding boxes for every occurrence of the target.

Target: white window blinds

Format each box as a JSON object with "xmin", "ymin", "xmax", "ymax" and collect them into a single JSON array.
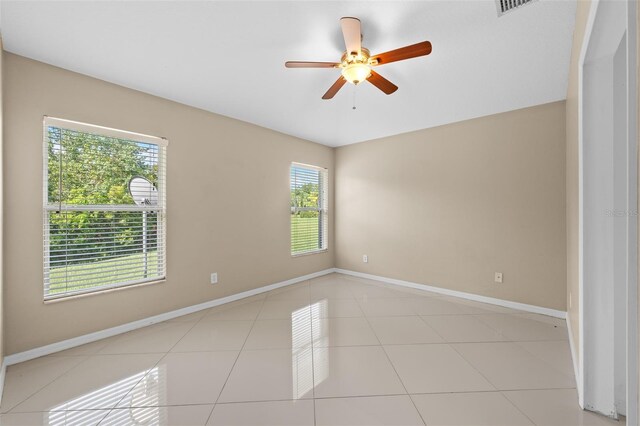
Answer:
[
  {"xmin": 43, "ymin": 117, "xmax": 167, "ymax": 300},
  {"xmin": 290, "ymin": 163, "xmax": 328, "ymax": 255}
]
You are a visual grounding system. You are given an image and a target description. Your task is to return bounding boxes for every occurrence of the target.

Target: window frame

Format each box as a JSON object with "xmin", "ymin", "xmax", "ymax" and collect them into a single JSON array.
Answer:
[
  {"xmin": 290, "ymin": 162, "xmax": 328, "ymax": 257},
  {"xmin": 42, "ymin": 116, "xmax": 168, "ymax": 301}
]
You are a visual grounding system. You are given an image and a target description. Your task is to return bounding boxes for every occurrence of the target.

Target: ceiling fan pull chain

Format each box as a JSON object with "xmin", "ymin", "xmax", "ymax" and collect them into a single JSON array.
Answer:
[{"xmin": 352, "ymin": 86, "xmax": 357, "ymax": 110}]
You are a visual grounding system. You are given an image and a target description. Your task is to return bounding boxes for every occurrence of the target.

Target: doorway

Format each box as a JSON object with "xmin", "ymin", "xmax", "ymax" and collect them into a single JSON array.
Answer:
[{"xmin": 580, "ymin": 0, "xmax": 638, "ymax": 422}]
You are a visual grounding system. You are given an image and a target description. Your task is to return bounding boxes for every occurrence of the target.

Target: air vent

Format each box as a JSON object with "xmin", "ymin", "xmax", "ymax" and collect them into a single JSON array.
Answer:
[{"xmin": 496, "ymin": 0, "xmax": 536, "ymax": 16}]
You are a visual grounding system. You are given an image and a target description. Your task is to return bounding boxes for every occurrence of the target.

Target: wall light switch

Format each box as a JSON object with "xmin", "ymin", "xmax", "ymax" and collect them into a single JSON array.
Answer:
[
  {"xmin": 211, "ymin": 273, "xmax": 218, "ymax": 284},
  {"xmin": 363, "ymin": 255, "xmax": 368, "ymax": 263},
  {"xmin": 494, "ymin": 272, "xmax": 503, "ymax": 283}
]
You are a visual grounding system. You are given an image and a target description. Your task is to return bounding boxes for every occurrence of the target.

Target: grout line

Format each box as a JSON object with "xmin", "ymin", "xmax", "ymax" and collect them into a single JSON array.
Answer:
[
  {"xmin": 309, "ymin": 299, "xmax": 317, "ymax": 426},
  {"xmin": 205, "ymin": 293, "xmax": 271, "ymax": 424},
  {"xmin": 138, "ymin": 340, "xmax": 574, "ymax": 352},
  {"xmin": 415, "ymin": 313, "xmax": 448, "ymax": 343},
  {"xmin": 447, "ymin": 342, "xmax": 500, "ymax": 391},
  {"xmin": 1, "ymin": 355, "xmax": 93, "ymax": 414},
  {"xmin": 97, "ymin": 314, "xmax": 207, "ymax": 424},
  {"xmin": 98, "ymin": 298, "xmax": 266, "ymax": 423},
  {"xmin": 499, "ymin": 390, "xmax": 538, "ymax": 425},
  {"xmin": 352, "ymin": 294, "xmax": 427, "ymax": 426},
  {"xmin": 6, "ymin": 387, "xmax": 583, "ymax": 415}
]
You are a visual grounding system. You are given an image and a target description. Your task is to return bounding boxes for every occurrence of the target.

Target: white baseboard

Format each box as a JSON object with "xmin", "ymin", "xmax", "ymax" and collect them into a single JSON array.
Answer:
[
  {"xmin": 4, "ymin": 268, "xmax": 335, "ymax": 366},
  {"xmin": 4, "ymin": 267, "xmax": 567, "ymax": 367},
  {"xmin": 335, "ymin": 268, "xmax": 567, "ymax": 319},
  {"xmin": 567, "ymin": 315, "xmax": 583, "ymax": 407}
]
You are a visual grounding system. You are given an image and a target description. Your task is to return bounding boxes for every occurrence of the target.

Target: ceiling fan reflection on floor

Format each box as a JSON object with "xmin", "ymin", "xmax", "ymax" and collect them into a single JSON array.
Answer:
[{"xmin": 285, "ymin": 17, "xmax": 432, "ymax": 100}]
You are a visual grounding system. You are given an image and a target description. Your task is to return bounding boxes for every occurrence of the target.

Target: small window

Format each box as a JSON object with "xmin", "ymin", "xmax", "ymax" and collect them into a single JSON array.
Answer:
[
  {"xmin": 290, "ymin": 163, "xmax": 328, "ymax": 255},
  {"xmin": 43, "ymin": 117, "xmax": 167, "ymax": 300}
]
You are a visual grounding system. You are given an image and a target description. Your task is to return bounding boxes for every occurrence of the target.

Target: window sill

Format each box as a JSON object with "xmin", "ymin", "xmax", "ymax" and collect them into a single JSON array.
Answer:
[
  {"xmin": 291, "ymin": 249, "xmax": 328, "ymax": 258},
  {"xmin": 43, "ymin": 278, "xmax": 166, "ymax": 304}
]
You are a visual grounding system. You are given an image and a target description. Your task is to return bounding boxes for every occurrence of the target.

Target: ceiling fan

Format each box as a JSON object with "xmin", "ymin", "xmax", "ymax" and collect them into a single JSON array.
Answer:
[{"xmin": 285, "ymin": 17, "xmax": 432, "ymax": 99}]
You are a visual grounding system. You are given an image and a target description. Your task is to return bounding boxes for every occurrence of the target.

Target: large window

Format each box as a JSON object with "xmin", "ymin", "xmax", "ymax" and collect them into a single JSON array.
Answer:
[
  {"xmin": 290, "ymin": 163, "xmax": 328, "ymax": 255},
  {"xmin": 43, "ymin": 117, "xmax": 167, "ymax": 300}
]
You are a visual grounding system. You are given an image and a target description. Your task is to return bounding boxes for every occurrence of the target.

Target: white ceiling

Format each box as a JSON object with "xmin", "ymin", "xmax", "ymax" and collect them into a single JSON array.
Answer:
[{"xmin": 1, "ymin": 1, "xmax": 576, "ymax": 147}]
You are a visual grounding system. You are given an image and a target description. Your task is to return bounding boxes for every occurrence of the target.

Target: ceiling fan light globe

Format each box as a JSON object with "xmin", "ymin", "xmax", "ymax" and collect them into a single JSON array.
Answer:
[{"xmin": 341, "ymin": 63, "xmax": 371, "ymax": 85}]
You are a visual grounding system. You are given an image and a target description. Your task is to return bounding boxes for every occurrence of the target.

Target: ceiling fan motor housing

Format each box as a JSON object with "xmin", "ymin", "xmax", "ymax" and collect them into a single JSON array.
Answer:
[{"xmin": 340, "ymin": 47, "xmax": 372, "ymax": 85}]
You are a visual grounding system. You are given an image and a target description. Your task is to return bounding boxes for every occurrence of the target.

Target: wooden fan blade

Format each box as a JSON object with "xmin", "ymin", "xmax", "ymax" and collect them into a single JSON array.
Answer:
[
  {"xmin": 371, "ymin": 41, "xmax": 432, "ymax": 66},
  {"xmin": 285, "ymin": 61, "xmax": 339, "ymax": 68},
  {"xmin": 340, "ymin": 17, "xmax": 362, "ymax": 55},
  {"xmin": 322, "ymin": 76, "xmax": 347, "ymax": 99},
  {"xmin": 367, "ymin": 70, "xmax": 398, "ymax": 95}
]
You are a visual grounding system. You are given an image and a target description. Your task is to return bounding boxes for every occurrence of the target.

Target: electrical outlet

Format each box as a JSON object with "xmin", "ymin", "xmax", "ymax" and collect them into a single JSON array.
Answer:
[
  {"xmin": 494, "ymin": 272, "xmax": 503, "ymax": 283},
  {"xmin": 210, "ymin": 273, "xmax": 218, "ymax": 284},
  {"xmin": 363, "ymin": 254, "xmax": 368, "ymax": 263}
]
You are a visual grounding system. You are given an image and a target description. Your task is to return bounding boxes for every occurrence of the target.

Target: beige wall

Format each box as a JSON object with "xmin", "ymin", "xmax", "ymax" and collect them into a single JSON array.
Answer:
[
  {"xmin": 2, "ymin": 49, "xmax": 573, "ymax": 354},
  {"xmin": 3, "ymin": 53, "xmax": 334, "ymax": 355},
  {"xmin": 335, "ymin": 102, "xmax": 567, "ymax": 311},
  {"xmin": 566, "ymin": 0, "xmax": 592, "ymax": 365}
]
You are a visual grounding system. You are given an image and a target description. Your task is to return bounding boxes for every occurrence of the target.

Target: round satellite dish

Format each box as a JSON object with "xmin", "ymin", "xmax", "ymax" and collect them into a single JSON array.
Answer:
[{"xmin": 128, "ymin": 177, "xmax": 158, "ymax": 206}]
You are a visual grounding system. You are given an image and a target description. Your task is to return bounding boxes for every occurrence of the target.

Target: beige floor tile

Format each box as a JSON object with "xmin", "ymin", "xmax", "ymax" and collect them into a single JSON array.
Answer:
[
  {"xmin": 397, "ymin": 288, "xmax": 446, "ymax": 298},
  {"xmin": 218, "ymin": 348, "xmax": 314, "ymax": 402},
  {"xmin": 0, "ymin": 356, "xmax": 89, "ymax": 413},
  {"xmin": 409, "ymin": 298, "xmax": 474, "ymax": 316},
  {"xmin": 359, "ymin": 282, "xmax": 443, "ymax": 299},
  {"xmin": 307, "ymin": 273, "xmax": 349, "ymax": 286},
  {"xmin": 517, "ymin": 313, "xmax": 568, "ymax": 327},
  {"xmin": 244, "ymin": 319, "xmax": 312, "ymax": 350},
  {"xmin": 312, "ymin": 317, "xmax": 380, "ymax": 347},
  {"xmin": 0, "ymin": 410, "xmax": 110, "ymax": 425},
  {"xmin": 421, "ymin": 315, "xmax": 508, "ymax": 343},
  {"xmin": 257, "ymin": 299, "xmax": 312, "ymax": 320},
  {"xmin": 357, "ymin": 298, "xmax": 415, "ymax": 317},
  {"xmin": 310, "ymin": 299, "xmax": 364, "ymax": 318},
  {"xmin": 98, "ymin": 322, "xmax": 195, "ymax": 354},
  {"xmin": 0, "ymin": 412, "xmax": 48, "ymax": 426},
  {"xmin": 335, "ymin": 275, "xmax": 375, "ymax": 285},
  {"xmin": 368, "ymin": 316, "xmax": 443, "ymax": 344},
  {"xmin": 475, "ymin": 314, "xmax": 568, "ymax": 341},
  {"xmin": 208, "ymin": 400, "xmax": 314, "ymax": 426},
  {"xmin": 384, "ymin": 344, "xmax": 494, "ymax": 394},
  {"xmin": 166, "ymin": 309, "xmax": 211, "ymax": 322},
  {"xmin": 204, "ymin": 301, "xmax": 264, "ymax": 321},
  {"xmin": 503, "ymin": 389, "xmax": 621, "ymax": 426},
  {"xmin": 350, "ymin": 285, "xmax": 414, "ymax": 299},
  {"xmin": 266, "ymin": 284, "xmax": 310, "ymax": 301},
  {"xmin": 440, "ymin": 297, "xmax": 523, "ymax": 314},
  {"xmin": 411, "ymin": 392, "xmax": 534, "ymax": 426},
  {"xmin": 47, "ymin": 338, "xmax": 113, "ymax": 357},
  {"xmin": 11, "ymin": 353, "xmax": 163, "ymax": 412},
  {"xmin": 516, "ymin": 340, "xmax": 575, "ymax": 377},
  {"xmin": 454, "ymin": 342, "xmax": 575, "ymax": 390},
  {"xmin": 310, "ymin": 285, "xmax": 357, "ymax": 300},
  {"xmin": 411, "ymin": 392, "xmax": 533, "ymax": 426},
  {"xmin": 171, "ymin": 320, "xmax": 253, "ymax": 352},
  {"xmin": 104, "ymin": 404, "xmax": 214, "ymax": 425},
  {"xmin": 117, "ymin": 351, "xmax": 238, "ymax": 407},
  {"xmin": 312, "ymin": 346, "xmax": 406, "ymax": 398},
  {"xmin": 315, "ymin": 395, "xmax": 425, "ymax": 426}
]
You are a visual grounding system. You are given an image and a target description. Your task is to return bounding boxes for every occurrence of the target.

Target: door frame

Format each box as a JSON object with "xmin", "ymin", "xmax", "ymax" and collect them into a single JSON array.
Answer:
[{"xmin": 579, "ymin": 0, "xmax": 638, "ymax": 422}]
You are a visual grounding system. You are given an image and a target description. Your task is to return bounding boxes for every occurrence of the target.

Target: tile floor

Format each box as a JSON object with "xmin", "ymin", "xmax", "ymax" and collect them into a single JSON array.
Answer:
[{"xmin": 0, "ymin": 273, "xmax": 624, "ymax": 426}]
